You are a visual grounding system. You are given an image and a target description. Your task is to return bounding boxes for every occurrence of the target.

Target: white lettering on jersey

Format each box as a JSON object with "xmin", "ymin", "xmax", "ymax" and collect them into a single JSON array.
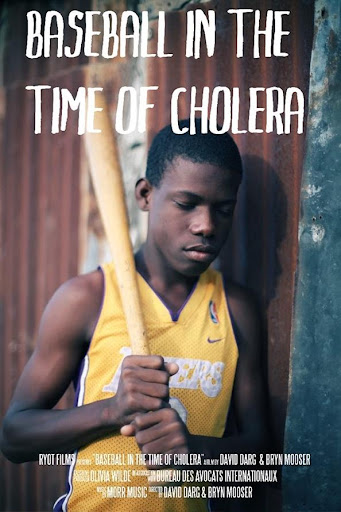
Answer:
[
  {"xmin": 169, "ymin": 397, "xmax": 188, "ymax": 423},
  {"xmin": 102, "ymin": 347, "xmax": 224, "ymax": 398}
]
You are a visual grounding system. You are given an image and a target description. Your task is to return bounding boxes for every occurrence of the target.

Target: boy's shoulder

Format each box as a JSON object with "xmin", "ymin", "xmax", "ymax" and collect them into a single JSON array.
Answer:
[
  {"xmin": 57, "ymin": 268, "xmax": 104, "ymax": 310},
  {"xmin": 45, "ymin": 268, "xmax": 104, "ymax": 344},
  {"xmin": 224, "ymin": 278, "xmax": 256, "ymax": 306},
  {"xmin": 205, "ymin": 268, "xmax": 256, "ymax": 309},
  {"xmin": 203, "ymin": 268, "xmax": 259, "ymax": 338}
]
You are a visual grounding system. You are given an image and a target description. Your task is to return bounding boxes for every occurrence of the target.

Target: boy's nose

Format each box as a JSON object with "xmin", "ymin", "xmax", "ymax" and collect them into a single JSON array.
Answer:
[{"xmin": 190, "ymin": 207, "xmax": 215, "ymax": 237}]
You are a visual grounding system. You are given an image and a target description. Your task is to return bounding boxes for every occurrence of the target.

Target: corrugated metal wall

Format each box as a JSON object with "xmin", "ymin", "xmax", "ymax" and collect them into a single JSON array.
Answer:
[
  {"xmin": 1, "ymin": 76, "xmax": 84, "ymax": 512},
  {"xmin": 0, "ymin": 1, "xmax": 89, "ymax": 510},
  {"xmin": 0, "ymin": 0, "xmax": 314, "ymax": 510}
]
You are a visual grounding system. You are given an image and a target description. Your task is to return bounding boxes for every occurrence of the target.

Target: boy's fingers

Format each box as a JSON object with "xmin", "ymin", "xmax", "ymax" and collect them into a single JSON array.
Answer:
[
  {"xmin": 165, "ymin": 362, "xmax": 179, "ymax": 376},
  {"xmin": 120, "ymin": 424, "xmax": 136, "ymax": 436},
  {"xmin": 123, "ymin": 355, "xmax": 165, "ymax": 370},
  {"xmin": 127, "ymin": 367, "xmax": 170, "ymax": 385}
]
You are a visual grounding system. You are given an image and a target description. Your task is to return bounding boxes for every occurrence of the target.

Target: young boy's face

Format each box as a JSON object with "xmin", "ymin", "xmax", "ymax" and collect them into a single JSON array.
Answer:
[{"xmin": 141, "ymin": 156, "xmax": 240, "ymax": 277}]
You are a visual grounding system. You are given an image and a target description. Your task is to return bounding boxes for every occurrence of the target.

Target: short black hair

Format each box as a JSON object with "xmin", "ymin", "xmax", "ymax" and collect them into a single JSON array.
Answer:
[{"xmin": 146, "ymin": 118, "xmax": 243, "ymax": 187}]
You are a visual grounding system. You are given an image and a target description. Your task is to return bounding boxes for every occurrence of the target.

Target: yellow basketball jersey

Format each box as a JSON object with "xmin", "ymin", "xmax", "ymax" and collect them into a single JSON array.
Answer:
[{"xmin": 55, "ymin": 264, "xmax": 238, "ymax": 512}]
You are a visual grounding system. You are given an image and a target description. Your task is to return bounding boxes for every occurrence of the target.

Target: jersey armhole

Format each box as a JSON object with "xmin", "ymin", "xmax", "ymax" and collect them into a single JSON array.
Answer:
[
  {"xmin": 222, "ymin": 275, "xmax": 240, "ymax": 349},
  {"xmin": 88, "ymin": 265, "xmax": 106, "ymax": 344},
  {"xmin": 87, "ymin": 265, "xmax": 107, "ymax": 338},
  {"xmin": 221, "ymin": 274, "xmax": 241, "ymax": 438},
  {"xmin": 72, "ymin": 266, "xmax": 106, "ymax": 393}
]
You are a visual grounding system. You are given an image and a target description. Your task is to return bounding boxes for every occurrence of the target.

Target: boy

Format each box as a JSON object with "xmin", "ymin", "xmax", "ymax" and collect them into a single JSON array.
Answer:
[{"xmin": 1, "ymin": 119, "xmax": 267, "ymax": 511}]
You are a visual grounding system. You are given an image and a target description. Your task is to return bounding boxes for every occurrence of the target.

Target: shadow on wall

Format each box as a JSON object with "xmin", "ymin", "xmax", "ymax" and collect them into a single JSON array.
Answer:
[
  {"xmin": 221, "ymin": 154, "xmax": 288, "ymax": 307},
  {"xmin": 218, "ymin": 155, "xmax": 289, "ymax": 512},
  {"xmin": 221, "ymin": 155, "xmax": 288, "ymax": 409},
  {"xmin": 237, "ymin": 154, "xmax": 288, "ymax": 453}
]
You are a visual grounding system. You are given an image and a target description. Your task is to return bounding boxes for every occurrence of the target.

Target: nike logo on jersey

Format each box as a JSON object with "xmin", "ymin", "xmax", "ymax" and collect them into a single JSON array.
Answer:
[{"xmin": 207, "ymin": 337, "xmax": 223, "ymax": 343}]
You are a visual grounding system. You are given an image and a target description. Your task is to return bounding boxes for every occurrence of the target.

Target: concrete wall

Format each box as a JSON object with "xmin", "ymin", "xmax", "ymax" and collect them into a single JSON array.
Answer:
[{"xmin": 283, "ymin": 1, "xmax": 341, "ymax": 510}]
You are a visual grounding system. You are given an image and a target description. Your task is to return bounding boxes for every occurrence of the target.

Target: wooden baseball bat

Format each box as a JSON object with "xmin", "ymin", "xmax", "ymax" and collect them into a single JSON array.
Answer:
[{"xmin": 84, "ymin": 92, "xmax": 149, "ymax": 356}]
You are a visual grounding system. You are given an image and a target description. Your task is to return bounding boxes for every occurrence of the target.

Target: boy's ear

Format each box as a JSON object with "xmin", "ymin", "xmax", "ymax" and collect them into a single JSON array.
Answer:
[{"xmin": 135, "ymin": 178, "xmax": 153, "ymax": 211}]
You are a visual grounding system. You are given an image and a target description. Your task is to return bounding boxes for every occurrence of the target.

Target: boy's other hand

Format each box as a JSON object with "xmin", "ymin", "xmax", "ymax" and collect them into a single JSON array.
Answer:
[{"xmin": 122, "ymin": 408, "xmax": 189, "ymax": 468}]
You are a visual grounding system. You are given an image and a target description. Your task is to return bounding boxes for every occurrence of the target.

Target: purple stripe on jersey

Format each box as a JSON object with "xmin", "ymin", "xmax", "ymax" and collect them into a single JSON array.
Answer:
[
  {"xmin": 138, "ymin": 272, "xmax": 199, "ymax": 322},
  {"xmin": 73, "ymin": 358, "xmax": 85, "ymax": 405},
  {"xmin": 53, "ymin": 493, "xmax": 67, "ymax": 511},
  {"xmin": 222, "ymin": 276, "xmax": 240, "ymax": 348},
  {"xmin": 54, "ymin": 355, "xmax": 90, "ymax": 512},
  {"xmin": 220, "ymin": 277, "xmax": 242, "ymax": 440},
  {"xmin": 168, "ymin": 281, "xmax": 198, "ymax": 321},
  {"xmin": 72, "ymin": 266, "xmax": 106, "ymax": 401}
]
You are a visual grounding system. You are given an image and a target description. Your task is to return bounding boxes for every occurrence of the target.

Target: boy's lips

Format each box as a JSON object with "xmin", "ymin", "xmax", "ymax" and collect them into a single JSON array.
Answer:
[{"xmin": 184, "ymin": 244, "xmax": 217, "ymax": 262}]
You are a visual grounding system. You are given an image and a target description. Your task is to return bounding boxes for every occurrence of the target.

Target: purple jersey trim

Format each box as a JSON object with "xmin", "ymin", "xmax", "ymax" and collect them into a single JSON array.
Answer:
[
  {"xmin": 72, "ymin": 266, "xmax": 105, "ymax": 398},
  {"xmin": 53, "ymin": 493, "xmax": 67, "ymax": 511},
  {"xmin": 53, "ymin": 268, "xmax": 106, "ymax": 511},
  {"xmin": 137, "ymin": 271, "xmax": 199, "ymax": 322},
  {"xmin": 220, "ymin": 275, "xmax": 242, "ymax": 440},
  {"xmin": 222, "ymin": 276, "xmax": 240, "ymax": 348}
]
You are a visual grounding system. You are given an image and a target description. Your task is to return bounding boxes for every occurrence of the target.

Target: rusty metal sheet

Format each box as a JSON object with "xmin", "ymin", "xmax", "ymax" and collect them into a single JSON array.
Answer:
[
  {"xmin": 3, "ymin": 0, "xmax": 89, "ymax": 86},
  {"xmin": 0, "ymin": 68, "xmax": 84, "ymax": 512}
]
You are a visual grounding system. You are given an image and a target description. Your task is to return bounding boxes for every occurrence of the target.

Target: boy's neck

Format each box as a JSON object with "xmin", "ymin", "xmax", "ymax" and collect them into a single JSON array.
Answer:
[{"xmin": 135, "ymin": 246, "xmax": 198, "ymax": 312}]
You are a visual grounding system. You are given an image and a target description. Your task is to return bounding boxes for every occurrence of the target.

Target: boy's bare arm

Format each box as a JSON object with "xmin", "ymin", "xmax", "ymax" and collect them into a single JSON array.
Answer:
[
  {"xmin": 130, "ymin": 285, "xmax": 268, "ymax": 464},
  {"xmin": 0, "ymin": 270, "xmax": 174, "ymax": 463}
]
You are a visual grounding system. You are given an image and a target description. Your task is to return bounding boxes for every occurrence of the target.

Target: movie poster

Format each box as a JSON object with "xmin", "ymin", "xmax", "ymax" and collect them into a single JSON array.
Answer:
[{"xmin": 2, "ymin": 1, "xmax": 339, "ymax": 512}]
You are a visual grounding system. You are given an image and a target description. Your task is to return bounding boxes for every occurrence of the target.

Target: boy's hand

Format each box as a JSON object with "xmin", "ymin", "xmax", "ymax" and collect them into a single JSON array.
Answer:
[
  {"xmin": 122, "ymin": 408, "xmax": 190, "ymax": 469},
  {"xmin": 112, "ymin": 355, "xmax": 178, "ymax": 427}
]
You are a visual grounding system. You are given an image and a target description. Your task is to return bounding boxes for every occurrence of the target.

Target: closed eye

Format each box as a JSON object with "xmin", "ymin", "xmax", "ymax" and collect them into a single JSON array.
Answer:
[
  {"xmin": 174, "ymin": 201, "xmax": 196, "ymax": 210},
  {"xmin": 215, "ymin": 201, "xmax": 236, "ymax": 216},
  {"xmin": 216, "ymin": 207, "xmax": 234, "ymax": 216}
]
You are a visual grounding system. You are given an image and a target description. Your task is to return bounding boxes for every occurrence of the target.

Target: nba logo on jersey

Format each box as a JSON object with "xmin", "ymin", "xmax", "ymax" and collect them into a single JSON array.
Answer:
[{"xmin": 209, "ymin": 300, "xmax": 219, "ymax": 324}]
